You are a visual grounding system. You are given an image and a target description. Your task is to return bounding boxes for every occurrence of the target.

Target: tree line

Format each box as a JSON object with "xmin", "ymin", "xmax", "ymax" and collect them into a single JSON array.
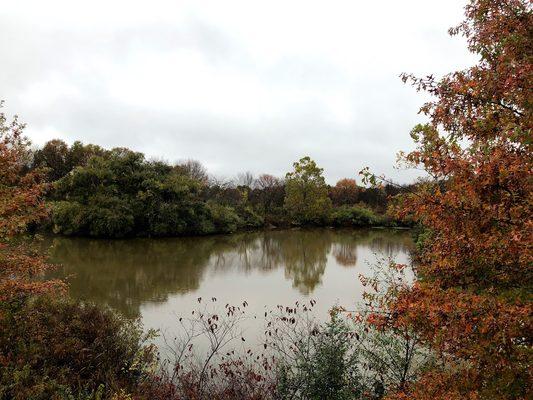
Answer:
[{"xmin": 26, "ymin": 140, "xmax": 412, "ymax": 238}]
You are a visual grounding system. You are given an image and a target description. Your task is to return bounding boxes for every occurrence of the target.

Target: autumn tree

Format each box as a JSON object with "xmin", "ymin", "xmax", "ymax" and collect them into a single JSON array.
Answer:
[
  {"xmin": 0, "ymin": 103, "xmax": 63, "ymax": 302},
  {"xmin": 330, "ymin": 178, "xmax": 359, "ymax": 206},
  {"xmin": 255, "ymin": 174, "xmax": 281, "ymax": 191},
  {"xmin": 284, "ymin": 156, "xmax": 332, "ymax": 224},
  {"xmin": 362, "ymin": 1, "xmax": 532, "ymax": 398}
]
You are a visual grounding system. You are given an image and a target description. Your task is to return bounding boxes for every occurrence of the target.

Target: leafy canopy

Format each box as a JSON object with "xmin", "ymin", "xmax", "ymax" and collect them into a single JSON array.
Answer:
[{"xmin": 284, "ymin": 156, "xmax": 332, "ymax": 224}]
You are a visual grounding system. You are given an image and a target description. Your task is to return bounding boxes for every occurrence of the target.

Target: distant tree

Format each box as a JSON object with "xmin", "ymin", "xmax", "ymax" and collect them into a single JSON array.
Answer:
[
  {"xmin": 32, "ymin": 139, "xmax": 70, "ymax": 181},
  {"xmin": 234, "ymin": 171, "xmax": 255, "ymax": 204},
  {"xmin": 284, "ymin": 157, "xmax": 331, "ymax": 224},
  {"xmin": 255, "ymin": 174, "xmax": 281, "ymax": 190},
  {"xmin": 250, "ymin": 174, "xmax": 285, "ymax": 214},
  {"xmin": 67, "ymin": 140, "xmax": 106, "ymax": 169},
  {"xmin": 329, "ymin": 178, "xmax": 359, "ymax": 206},
  {"xmin": 236, "ymin": 171, "xmax": 254, "ymax": 188},
  {"xmin": 203, "ymin": 181, "xmax": 243, "ymax": 208},
  {"xmin": 32, "ymin": 139, "xmax": 106, "ymax": 182},
  {"xmin": 177, "ymin": 159, "xmax": 209, "ymax": 184},
  {"xmin": 358, "ymin": 187, "xmax": 387, "ymax": 211},
  {"xmin": 206, "ymin": 175, "xmax": 233, "ymax": 189}
]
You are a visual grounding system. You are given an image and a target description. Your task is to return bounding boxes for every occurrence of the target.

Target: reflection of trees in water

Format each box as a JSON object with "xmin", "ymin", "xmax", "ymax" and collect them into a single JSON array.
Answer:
[
  {"xmin": 208, "ymin": 230, "xmax": 331, "ymax": 294},
  {"xmin": 333, "ymin": 242, "xmax": 358, "ymax": 267},
  {"xmin": 44, "ymin": 229, "xmax": 413, "ymax": 317},
  {"xmin": 45, "ymin": 237, "xmax": 229, "ymax": 318},
  {"xmin": 279, "ymin": 230, "xmax": 330, "ymax": 295},
  {"xmin": 367, "ymin": 233, "xmax": 413, "ymax": 257},
  {"xmin": 331, "ymin": 229, "xmax": 413, "ymax": 267}
]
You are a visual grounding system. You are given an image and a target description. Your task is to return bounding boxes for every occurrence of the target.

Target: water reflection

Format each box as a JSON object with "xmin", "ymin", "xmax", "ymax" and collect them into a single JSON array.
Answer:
[{"xmin": 45, "ymin": 228, "xmax": 413, "ymax": 318}]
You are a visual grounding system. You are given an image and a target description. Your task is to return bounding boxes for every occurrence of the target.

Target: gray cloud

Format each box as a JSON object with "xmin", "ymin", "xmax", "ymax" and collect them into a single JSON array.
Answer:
[{"xmin": 1, "ymin": 0, "xmax": 475, "ymax": 183}]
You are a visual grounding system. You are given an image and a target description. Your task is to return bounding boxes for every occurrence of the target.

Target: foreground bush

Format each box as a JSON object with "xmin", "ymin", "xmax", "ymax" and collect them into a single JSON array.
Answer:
[
  {"xmin": 0, "ymin": 296, "xmax": 155, "ymax": 400},
  {"xmin": 274, "ymin": 314, "xmax": 363, "ymax": 400},
  {"xmin": 149, "ymin": 289, "xmax": 431, "ymax": 400},
  {"xmin": 0, "ymin": 264, "xmax": 429, "ymax": 400}
]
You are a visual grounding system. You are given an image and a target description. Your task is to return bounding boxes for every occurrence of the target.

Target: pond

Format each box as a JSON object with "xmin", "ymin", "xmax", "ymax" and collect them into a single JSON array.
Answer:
[{"xmin": 44, "ymin": 228, "xmax": 413, "ymax": 350}]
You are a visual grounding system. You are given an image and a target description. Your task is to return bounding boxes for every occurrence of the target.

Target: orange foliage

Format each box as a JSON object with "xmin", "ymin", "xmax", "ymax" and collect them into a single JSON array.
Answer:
[
  {"xmin": 367, "ymin": 1, "xmax": 532, "ymax": 398},
  {"xmin": 330, "ymin": 178, "xmax": 359, "ymax": 206},
  {"xmin": 0, "ymin": 103, "xmax": 64, "ymax": 301}
]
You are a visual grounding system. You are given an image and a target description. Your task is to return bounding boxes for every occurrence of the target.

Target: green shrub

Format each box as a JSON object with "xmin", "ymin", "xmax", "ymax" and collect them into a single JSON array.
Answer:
[
  {"xmin": 85, "ymin": 197, "xmax": 135, "ymax": 238},
  {"xmin": 275, "ymin": 314, "xmax": 363, "ymax": 400},
  {"xmin": 49, "ymin": 150, "xmax": 262, "ymax": 238},
  {"xmin": 145, "ymin": 202, "xmax": 188, "ymax": 236},
  {"xmin": 52, "ymin": 201, "xmax": 88, "ymax": 235},
  {"xmin": 0, "ymin": 296, "xmax": 155, "ymax": 400},
  {"xmin": 52, "ymin": 197, "xmax": 135, "ymax": 238},
  {"xmin": 206, "ymin": 202, "xmax": 241, "ymax": 233},
  {"xmin": 329, "ymin": 205, "xmax": 382, "ymax": 227},
  {"xmin": 236, "ymin": 206, "xmax": 264, "ymax": 229}
]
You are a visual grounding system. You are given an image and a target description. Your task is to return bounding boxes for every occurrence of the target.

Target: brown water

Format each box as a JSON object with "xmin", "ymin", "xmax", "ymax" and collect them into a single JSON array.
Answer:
[{"xmin": 45, "ymin": 228, "xmax": 413, "ymax": 349}]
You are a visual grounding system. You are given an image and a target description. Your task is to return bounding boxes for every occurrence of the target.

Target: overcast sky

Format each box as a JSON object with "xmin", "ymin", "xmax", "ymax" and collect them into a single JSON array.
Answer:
[{"xmin": 1, "ymin": 0, "xmax": 476, "ymax": 183}]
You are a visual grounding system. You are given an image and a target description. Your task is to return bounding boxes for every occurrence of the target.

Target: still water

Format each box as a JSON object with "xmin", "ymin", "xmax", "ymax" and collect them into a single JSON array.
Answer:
[{"xmin": 45, "ymin": 228, "xmax": 413, "ymax": 347}]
